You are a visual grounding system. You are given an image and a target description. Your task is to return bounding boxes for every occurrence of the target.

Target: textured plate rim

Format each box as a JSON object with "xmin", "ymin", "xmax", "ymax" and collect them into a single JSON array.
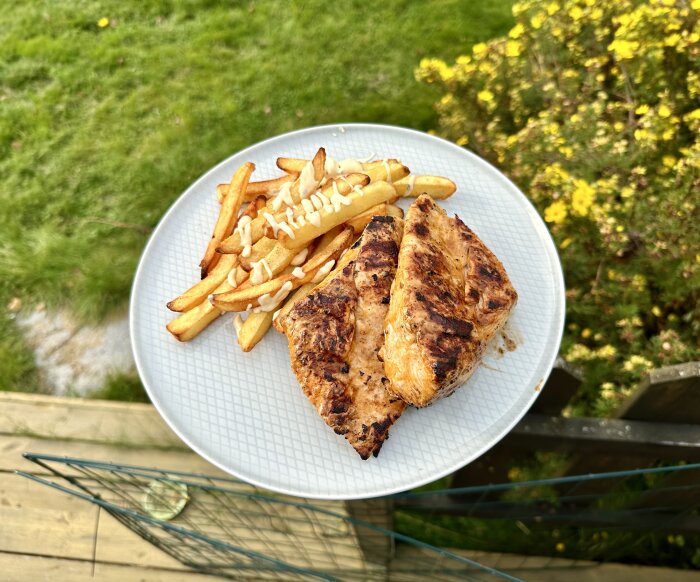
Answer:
[{"xmin": 130, "ymin": 123, "xmax": 566, "ymax": 500}]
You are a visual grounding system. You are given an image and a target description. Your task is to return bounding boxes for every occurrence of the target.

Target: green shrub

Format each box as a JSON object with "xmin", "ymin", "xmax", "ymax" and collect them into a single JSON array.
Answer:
[{"xmin": 416, "ymin": 0, "xmax": 699, "ymax": 415}]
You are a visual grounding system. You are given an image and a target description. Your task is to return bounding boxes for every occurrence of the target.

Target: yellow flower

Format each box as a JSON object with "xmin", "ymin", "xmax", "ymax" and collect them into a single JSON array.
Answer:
[
  {"xmin": 662, "ymin": 155, "xmax": 676, "ymax": 167},
  {"xmin": 544, "ymin": 200, "xmax": 568, "ymax": 224},
  {"xmin": 571, "ymin": 179, "xmax": 595, "ymax": 216},
  {"xmin": 591, "ymin": 7, "xmax": 603, "ymax": 20},
  {"xmin": 509, "ymin": 23, "xmax": 525, "ymax": 39},
  {"xmin": 613, "ymin": 121, "xmax": 625, "ymax": 132},
  {"xmin": 556, "ymin": 542, "xmax": 566, "ymax": 552},
  {"xmin": 547, "ymin": 2, "xmax": 560, "ymax": 15},
  {"xmin": 665, "ymin": 33, "xmax": 681, "ymax": 47},
  {"xmin": 456, "ymin": 136, "xmax": 469, "ymax": 146},
  {"xmin": 97, "ymin": 17, "xmax": 110, "ymax": 28},
  {"xmin": 635, "ymin": 104, "xmax": 650, "ymax": 115},
  {"xmin": 692, "ymin": 0, "xmax": 700, "ymax": 9},
  {"xmin": 477, "ymin": 89, "xmax": 495, "ymax": 103},
  {"xmin": 581, "ymin": 328, "xmax": 592, "ymax": 339},
  {"xmin": 652, "ymin": 306, "xmax": 662, "ymax": 317},
  {"xmin": 505, "ymin": 40, "xmax": 523, "ymax": 58},
  {"xmin": 531, "ymin": 12, "xmax": 546, "ymax": 29},
  {"xmin": 559, "ymin": 237, "xmax": 572, "ymax": 249},
  {"xmin": 569, "ymin": 6, "xmax": 584, "ymax": 20},
  {"xmin": 608, "ymin": 39, "xmax": 639, "ymax": 60},
  {"xmin": 658, "ymin": 104, "xmax": 672, "ymax": 118},
  {"xmin": 472, "ymin": 43, "xmax": 488, "ymax": 57}
]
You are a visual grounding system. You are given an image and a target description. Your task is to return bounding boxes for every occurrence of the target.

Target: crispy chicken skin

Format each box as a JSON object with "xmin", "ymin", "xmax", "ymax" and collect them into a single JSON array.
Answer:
[
  {"xmin": 381, "ymin": 195, "xmax": 517, "ymax": 407},
  {"xmin": 276, "ymin": 216, "xmax": 406, "ymax": 459}
]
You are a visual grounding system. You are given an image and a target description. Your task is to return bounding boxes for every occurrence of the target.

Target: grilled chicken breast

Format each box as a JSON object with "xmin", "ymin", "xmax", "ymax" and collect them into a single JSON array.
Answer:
[
  {"xmin": 381, "ymin": 195, "xmax": 517, "ymax": 407},
  {"xmin": 276, "ymin": 216, "xmax": 406, "ymax": 459}
]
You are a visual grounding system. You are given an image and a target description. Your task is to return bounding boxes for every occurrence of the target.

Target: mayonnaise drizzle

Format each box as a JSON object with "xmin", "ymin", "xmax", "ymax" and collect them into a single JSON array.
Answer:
[
  {"xmin": 271, "ymin": 182, "xmax": 294, "ymax": 211},
  {"xmin": 312, "ymin": 260, "xmax": 336, "ymax": 283},
  {"xmin": 301, "ymin": 199, "xmax": 314, "ymax": 213},
  {"xmin": 307, "ymin": 210, "xmax": 321, "ymax": 227},
  {"xmin": 233, "ymin": 314, "xmax": 244, "ymax": 339},
  {"xmin": 330, "ymin": 181, "xmax": 353, "ymax": 212},
  {"xmin": 226, "ymin": 267, "xmax": 238, "ymax": 288},
  {"xmin": 236, "ymin": 215, "xmax": 253, "ymax": 255},
  {"xmin": 250, "ymin": 258, "xmax": 272, "ymax": 285},
  {"xmin": 324, "ymin": 156, "xmax": 340, "ymax": 178},
  {"xmin": 296, "ymin": 215, "xmax": 306, "ymax": 227},
  {"xmin": 278, "ymin": 222, "xmax": 296, "ymax": 239},
  {"xmin": 338, "ymin": 159, "xmax": 364, "ymax": 174},
  {"xmin": 291, "ymin": 247, "xmax": 308, "ymax": 265},
  {"xmin": 405, "ymin": 174, "xmax": 417, "ymax": 196},
  {"xmin": 298, "ymin": 161, "xmax": 317, "ymax": 199},
  {"xmin": 272, "ymin": 309, "xmax": 281, "ymax": 322},
  {"xmin": 263, "ymin": 212, "xmax": 281, "ymax": 237},
  {"xmin": 291, "ymin": 267, "xmax": 305, "ymax": 279},
  {"xmin": 382, "ymin": 159, "xmax": 392, "ymax": 183},
  {"xmin": 310, "ymin": 194, "xmax": 324, "ymax": 210},
  {"xmin": 258, "ymin": 281, "xmax": 294, "ymax": 312}
]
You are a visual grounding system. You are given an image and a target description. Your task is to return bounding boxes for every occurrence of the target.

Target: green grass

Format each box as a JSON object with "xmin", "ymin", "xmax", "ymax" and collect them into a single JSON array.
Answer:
[{"xmin": 0, "ymin": 0, "xmax": 513, "ymax": 390}]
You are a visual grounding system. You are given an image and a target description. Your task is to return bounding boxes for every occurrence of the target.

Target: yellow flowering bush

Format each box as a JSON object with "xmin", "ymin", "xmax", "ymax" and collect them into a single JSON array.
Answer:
[{"xmin": 416, "ymin": 0, "xmax": 699, "ymax": 415}]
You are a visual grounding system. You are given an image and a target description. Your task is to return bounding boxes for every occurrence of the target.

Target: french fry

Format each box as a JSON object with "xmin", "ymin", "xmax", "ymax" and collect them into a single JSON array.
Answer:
[
  {"xmin": 277, "ymin": 181, "xmax": 399, "ymax": 249},
  {"xmin": 261, "ymin": 173, "xmax": 371, "ymax": 239},
  {"xmin": 216, "ymin": 173, "xmax": 299, "ymax": 203},
  {"xmin": 166, "ymin": 268, "xmax": 249, "ymax": 342},
  {"xmin": 394, "ymin": 175, "xmax": 456, "ymax": 200},
  {"xmin": 344, "ymin": 204, "xmax": 388, "ymax": 234},
  {"xmin": 167, "ymin": 196, "xmax": 264, "ymax": 312},
  {"xmin": 167, "ymin": 254, "xmax": 238, "ymax": 313},
  {"xmin": 237, "ymin": 310, "xmax": 275, "ymax": 352},
  {"xmin": 200, "ymin": 162, "xmax": 255, "ymax": 278},
  {"xmin": 276, "ymin": 157, "xmax": 307, "ymax": 174},
  {"xmin": 237, "ymin": 236, "xmax": 276, "ymax": 270},
  {"xmin": 211, "ymin": 228, "xmax": 353, "ymax": 312}
]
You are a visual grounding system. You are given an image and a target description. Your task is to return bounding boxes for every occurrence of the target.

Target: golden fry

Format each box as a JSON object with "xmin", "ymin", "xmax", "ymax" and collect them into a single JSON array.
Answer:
[
  {"xmin": 200, "ymin": 162, "xmax": 255, "ymax": 278},
  {"xmin": 394, "ymin": 175, "xmax": 456, "ymax": 200},
  {"xmin": 211, "ymin": 228, "xmax": 353, "ymax": 312},
  {"xmin": 277, "ymin": 181, "xmax": 398, "ymax": 249}
]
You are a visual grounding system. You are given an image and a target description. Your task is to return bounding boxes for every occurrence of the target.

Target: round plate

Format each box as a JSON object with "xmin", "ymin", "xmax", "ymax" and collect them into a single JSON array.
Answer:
[{"xmin": 130, "ymin": 123, "xmax": 565, "ymax": 500}]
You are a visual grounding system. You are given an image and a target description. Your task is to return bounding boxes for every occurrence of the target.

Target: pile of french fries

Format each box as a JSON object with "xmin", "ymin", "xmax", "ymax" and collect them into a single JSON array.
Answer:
[{"xmin": 166, "ymin": 148, "xmax": 456, "ymax": 352}]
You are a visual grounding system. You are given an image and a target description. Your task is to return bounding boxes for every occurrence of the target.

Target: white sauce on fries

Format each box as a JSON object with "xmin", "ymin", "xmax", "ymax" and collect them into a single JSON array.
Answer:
[
  {"xmin": 233, "ymin": 314, "xmax": 244, "ymax": 339},
  {"xmin": 311, "ymin": 260, "xmax": 336, "ymax": 283},
  {"xmin": 290, "ymin": 247, "xmax": 308, "ymax": 265},
  {"xmin": 226, "ymin": 267, "xmax": 238, "ymax": 288},
  {"xmin": 301, "ymin": 199, "xmax": 314, "ymax": 214},
  {"xmin": 382, "ymin": 159, "xmax": 392, "ymax": 183},
  {"xmin": 278, "ymin": 222, "xmax": 296, "ymax": 239},
  {"xmin": 310, "ymin": 194, "xmax": 324, "ymax": 210},
  {"xmin": 405, "ymin": 174, "xmax": 416, "ymax": 196},
  {"xmin": 263, "ymin": 212, "xmax": 281, "ymax": 237},
  {"xmin": 296, "ymin": 215, "xmax": 306, "ymax": 227},
  {"xmin": 330, "ymin": 182, "xmax": 352, "ymax": 212},
  {"xmin": 291, "ymin": 267, "xmax": 305, "ymax": 279},
  {"xmin": 236, "ymin": 215, "xmax": 253, "ymax": 256},
  {"xmin": 271, "ymin": 182, "xmax": 294, "ymax": 211},
  {"xmin": 272, "ymin": 309, "xmax": 281, "ymax": 322},
  {"xmin": 250, "ymin": 258, "xmax": 273, "ymax": 285},
  {"xmin": 298, "ymin": 161, "xmax": 317, "ymax": 199},
  {"xmin": 258, "ymin": 281, "xmax": 294, "ymax": 312},
  {"xmin": 316, "ymin": 192, "xmax": 331, "ymax": 206},
  {"xmin": 338, "ymin": 159, "xmax": 364, "ymax": 174},
  {"xmin": 307, "ymin": 210, "xmax": 321, "ymax": 227},
  {"xmin": 324, "ymin": 156, "xmax": 340, "ymax": 178}
]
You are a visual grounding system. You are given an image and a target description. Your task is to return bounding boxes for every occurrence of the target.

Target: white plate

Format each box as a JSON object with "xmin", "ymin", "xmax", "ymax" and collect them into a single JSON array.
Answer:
[{"xmin": 130, "ymin": 124, "xmax": 565, "ymax": 500}]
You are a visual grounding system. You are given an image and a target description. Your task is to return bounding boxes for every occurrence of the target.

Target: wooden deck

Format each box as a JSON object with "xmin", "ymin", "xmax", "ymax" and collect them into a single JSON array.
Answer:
[{"xmin": 1, "ymin": 391, "xmax": 698, "ymax": 581}]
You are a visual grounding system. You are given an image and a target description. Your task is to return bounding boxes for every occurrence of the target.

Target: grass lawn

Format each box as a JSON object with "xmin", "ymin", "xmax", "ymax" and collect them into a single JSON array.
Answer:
[{"xmin": 0, "ymin": 0, "xmax": 513, "ymax": 390}]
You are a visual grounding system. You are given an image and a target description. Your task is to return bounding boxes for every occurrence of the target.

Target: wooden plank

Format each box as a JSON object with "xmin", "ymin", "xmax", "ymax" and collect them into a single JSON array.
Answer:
[
  {"xmin": 502, "ymin": 415, "xmax": 700, "ymax": 460},
  {"xmin": 0, "ymin": 392, "xmax": 185, "ymax": 449},
  {"xmin": 0, "ymin": 473, "xmax": 97, "ymax": 560},
  {"xmin": 390, "ymin": 546, "xmax": 700, "ymax": 581},
  {"xmin": 561, "ymin": 361, "xmax": 700, "ymax": 493},
  {"xmin": 617, "ymin": 362, "xmax": 700, "ymax": 423},
  {"xmin": 0, "ymin": 551, "xmax": 222, "ymax": 582}
]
